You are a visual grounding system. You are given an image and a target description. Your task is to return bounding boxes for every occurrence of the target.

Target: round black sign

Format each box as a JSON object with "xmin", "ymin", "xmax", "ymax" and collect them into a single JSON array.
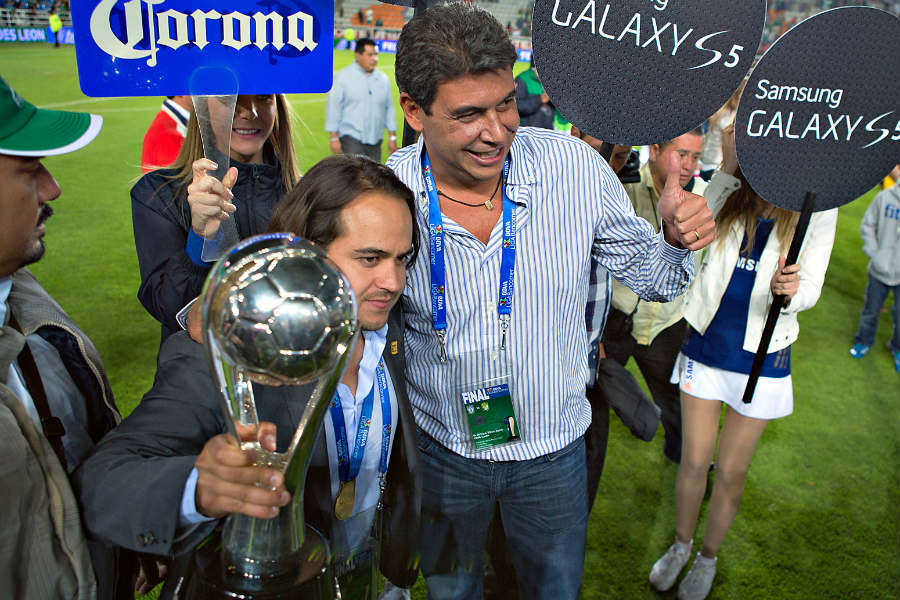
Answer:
[
  {"xmin": 531, "ymin": 0, "xmax": 765, "ymax": 145},
  {"xmin": 735, "ymin": 7, "xmax": 900, "ymax": 212}
]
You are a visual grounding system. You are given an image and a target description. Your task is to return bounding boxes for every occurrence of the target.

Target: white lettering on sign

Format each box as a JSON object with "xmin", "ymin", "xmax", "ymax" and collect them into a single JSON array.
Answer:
[
  {"xmin": 754, "ymin": 79, "xmax": 843, "ymax": 109},
  {"xmin": 89, "ymin": 0, "xmax": 318, "ymax": 67},
  {"xmin": 549, "ymin": 0, "xmax": 746, "ymax": 70},
  {"xmin": 746, "ymin": 109, "xmax": 900, "ymax": 148}
]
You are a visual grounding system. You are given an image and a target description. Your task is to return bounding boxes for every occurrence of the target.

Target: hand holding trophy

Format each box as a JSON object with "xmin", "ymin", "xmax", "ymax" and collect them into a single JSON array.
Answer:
[{"xmin": 184, "ymin": 233, "xmax": 357, "ymax": 599}]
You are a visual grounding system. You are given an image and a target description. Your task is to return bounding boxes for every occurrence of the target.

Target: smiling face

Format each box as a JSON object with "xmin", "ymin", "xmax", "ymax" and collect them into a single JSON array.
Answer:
[
  {"xmin": 219, "ymin": 94, "xmax": 277, "ymax": 165},
  {"xmin": 325, "ymin": 191, "xmax": 414, "ymax": 331},
  {"xmin": 401, "ymin": 67, "xmax": 519, "ymax": 190},
  {"xmin": 0, "ymin": 154, "xmax": 60, "ymax": 277}
]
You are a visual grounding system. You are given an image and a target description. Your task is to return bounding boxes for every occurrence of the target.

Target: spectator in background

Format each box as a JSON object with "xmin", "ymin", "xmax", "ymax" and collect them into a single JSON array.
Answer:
[
  {"xmin": 326, "ymin": 38, "xmax": 397, "ymax": 162},
  {"xmin": 882, "ymin": 163, "xmax": 899, "ymax": 189},
  {"xmin": 603, "ymin": 128, "xmax": 706, "ymax": 465},
  {"xmin": 514, "ymin": 58, "xmax": 553, "ymax": 129},
  {"xmin": 48, "ymin": 5, "xmax": 61, "ymax": 47},
  {"xmin": 699, "ymin": 82, "xmax": 743, "ymax": 181},
  {"xmin": 650, "ymin": 125, "xmax": 837, "ymax": 600},
  {"xmin": 140, "ymin": 96, "xmax": 191, "ymax": 174},
  {"xmin": 848, "ymin": 177, "xmax": 900, "ymax": 372},
  {"xmin": 131, "ymin": 94, "xmax": 300, "ymax": 344}
]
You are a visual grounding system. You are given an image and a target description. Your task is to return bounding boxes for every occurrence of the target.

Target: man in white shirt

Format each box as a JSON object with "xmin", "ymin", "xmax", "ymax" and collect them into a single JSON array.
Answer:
[
  {"xmin": 387, "ymin": 4, "xmax": 715, "ymax": 598},
  {"xmin": 326, "ymin": 38, "xmax": 398, "ymax": 162}
]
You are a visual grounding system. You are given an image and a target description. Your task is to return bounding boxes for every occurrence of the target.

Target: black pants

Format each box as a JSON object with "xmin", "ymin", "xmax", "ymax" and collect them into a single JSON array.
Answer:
[
  {"xmin": 340, "ymin": 135, "xmax": 381, "ymax": 162},
  {"xmin": 602, "ymin": 309, "xmax": 686, "ymax": 464},
  {"xmin": 584, "ymin": 381, "xmax": 610, "ymax": 511}
]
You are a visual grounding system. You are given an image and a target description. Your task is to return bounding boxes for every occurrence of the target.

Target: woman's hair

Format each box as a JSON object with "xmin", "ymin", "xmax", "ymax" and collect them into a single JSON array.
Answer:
[
  {"xmin": 162, "ymin": 94, "xmax": 300, "ymax": 225},
  {"xmin": 715, "ymin": 167, "xmax": 799, "ymax": 256},
  {"xmin": 268, "ymin": 154, "xmax": 420, "ymax": 265}
]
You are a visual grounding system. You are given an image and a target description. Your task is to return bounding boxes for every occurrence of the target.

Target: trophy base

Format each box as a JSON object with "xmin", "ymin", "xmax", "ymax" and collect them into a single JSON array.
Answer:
[{"xmin": 182, "ymin": 524, "xmax": 334, "ymax": 599}]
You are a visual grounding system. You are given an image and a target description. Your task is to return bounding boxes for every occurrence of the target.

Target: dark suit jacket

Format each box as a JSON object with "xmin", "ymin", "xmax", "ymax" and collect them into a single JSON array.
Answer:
[{"xmin": 75, "ymin": 307, "xmax": 421, "ymax": 595}]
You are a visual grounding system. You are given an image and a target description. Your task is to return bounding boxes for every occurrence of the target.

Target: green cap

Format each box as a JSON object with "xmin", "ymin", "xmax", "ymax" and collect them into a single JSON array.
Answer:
[{"xmin": 0, "ymin": 75, "xmax": 102, "ymax": 157}]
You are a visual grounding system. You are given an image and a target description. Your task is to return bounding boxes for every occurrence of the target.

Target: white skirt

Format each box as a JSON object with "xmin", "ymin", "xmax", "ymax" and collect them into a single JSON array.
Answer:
[{"xmin": 670, "ymin": 352, "xmax": 793, "ymax": 420}]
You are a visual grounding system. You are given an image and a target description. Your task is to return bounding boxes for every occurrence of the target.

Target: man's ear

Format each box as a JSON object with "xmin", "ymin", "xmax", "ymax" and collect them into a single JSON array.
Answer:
[
  {"xmin": 399, "ymin": 92, "xmax": 425, "ymax": 133},
  {"xmin": 648, "ymin": 143, "xmax": 661, "ymax": 163}
]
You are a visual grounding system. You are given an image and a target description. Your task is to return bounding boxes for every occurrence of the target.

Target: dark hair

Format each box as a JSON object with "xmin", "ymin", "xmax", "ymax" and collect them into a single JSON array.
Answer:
[
  {"xmin": 268, "ymin": 155, "xmax": 420, "ymax": 265},
  {"xmin": 657, "ymin": 126, "xmax": 704, "ymax": 149},
  {"xmin": 396, "ymin": 2, "xmax": 517, "ymax": 114},
  {"xmin": 355, "ymin": 38, "xmax": 376, "ymax": 54}
]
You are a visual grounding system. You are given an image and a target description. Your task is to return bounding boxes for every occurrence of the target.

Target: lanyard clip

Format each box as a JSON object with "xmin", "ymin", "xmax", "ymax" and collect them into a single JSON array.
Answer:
[
  {"xmin": 437, "ymin": 330, "xmax": 448, "ymax": 363},
  {"xmin": 499, "ymin": 314, "xmax": 510, "ymax": 352},
  {"xmin": 375, "ymin": 473, "xmax": 387, "ymax": 512}
]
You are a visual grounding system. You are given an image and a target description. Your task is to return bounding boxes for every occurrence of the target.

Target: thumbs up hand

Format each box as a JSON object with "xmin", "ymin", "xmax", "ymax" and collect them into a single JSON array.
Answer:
[{"xmin": 657, "ymin": 151, "xmax": 715, "ymax": 250}]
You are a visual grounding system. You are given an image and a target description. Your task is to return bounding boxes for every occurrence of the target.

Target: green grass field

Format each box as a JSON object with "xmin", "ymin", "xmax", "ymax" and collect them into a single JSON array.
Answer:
[{"xmin": 1, "ymin": 43, "xmax": 898, "ymax": 599}]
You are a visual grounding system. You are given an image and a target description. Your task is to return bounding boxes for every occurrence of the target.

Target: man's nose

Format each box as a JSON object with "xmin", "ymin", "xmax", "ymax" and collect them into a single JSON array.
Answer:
[
  {"xmin": 482, "ymin": 111, "xmax": 506, "ymax": 142},
  {"xmin": 378, "ymin": 263, "xmax": 405, "ymax": 293},
  {"xmin": 38, "ymin": 163, "xmax": 61, "ymax": 204}
]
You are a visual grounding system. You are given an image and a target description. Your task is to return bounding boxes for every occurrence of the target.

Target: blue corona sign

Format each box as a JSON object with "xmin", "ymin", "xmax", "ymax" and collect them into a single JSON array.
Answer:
[{"xmin": 72, "ymin": 0, "xmax": 334, "ymax": 96}]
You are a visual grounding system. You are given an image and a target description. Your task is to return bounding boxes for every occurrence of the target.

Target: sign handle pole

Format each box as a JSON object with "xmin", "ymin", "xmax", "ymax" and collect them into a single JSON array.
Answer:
[{"xmin": 741, "ymin": 191, "xmax": 816, "ymax": 404}]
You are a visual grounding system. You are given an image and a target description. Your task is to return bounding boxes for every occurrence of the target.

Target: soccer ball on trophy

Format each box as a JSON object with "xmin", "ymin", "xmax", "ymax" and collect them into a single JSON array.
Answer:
[{"xmin": 204, "ymin": 233, "xmax": 357, "ymax": 386}]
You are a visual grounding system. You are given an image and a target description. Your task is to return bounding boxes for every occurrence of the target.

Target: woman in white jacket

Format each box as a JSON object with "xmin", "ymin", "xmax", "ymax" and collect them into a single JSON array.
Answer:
[{"xmin": 648, "ymin": 126, "xmax": 838, "ymax": 600}]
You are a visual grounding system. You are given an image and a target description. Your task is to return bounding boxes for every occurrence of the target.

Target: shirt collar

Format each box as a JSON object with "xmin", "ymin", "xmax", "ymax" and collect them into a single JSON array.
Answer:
[
  {"xmin": 413, "ymin": 131, "xmax": 537, "ymax": 212},
  {"xmin": 351, "ymin": 61, "xmax": 372, "ymax": 76},
  {"xmin": 359, "ymin": 323, "xmax": 388, "ymax": 372}
]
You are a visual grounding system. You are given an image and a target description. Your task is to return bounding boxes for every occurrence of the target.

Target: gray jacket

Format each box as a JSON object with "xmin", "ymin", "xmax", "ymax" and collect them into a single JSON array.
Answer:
[
  {"xmin": 861, "ymin": 186, "xmax": 900, "ymax": 286},
  {"xmin": 1, "ymin": 268, "xmax": 124, "ymax": 600}
]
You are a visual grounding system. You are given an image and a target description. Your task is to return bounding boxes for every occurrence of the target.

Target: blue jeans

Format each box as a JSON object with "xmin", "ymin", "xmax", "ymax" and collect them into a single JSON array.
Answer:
[
  {"xmin": 854, "ymin": 273, "xmax": 900, "ymax": 352},
  {"xmin": 416, "ymin": 430, "xmax": 588, "ymax": 600}
]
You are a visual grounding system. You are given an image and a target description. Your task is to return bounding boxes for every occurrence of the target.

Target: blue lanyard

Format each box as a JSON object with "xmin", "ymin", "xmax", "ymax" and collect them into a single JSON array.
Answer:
[
  {"xmin": 422, "ymin": 150, "xmax": 516, "ymax": 361},
  {"xmin": 328, "ymin": 359, "xmax": 391, "ymax": 482}
]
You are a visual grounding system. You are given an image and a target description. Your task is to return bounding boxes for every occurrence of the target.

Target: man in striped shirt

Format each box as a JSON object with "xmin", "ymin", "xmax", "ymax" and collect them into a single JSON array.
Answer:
[{"xmin": 387, "ymin": 4, "xmax": 715, "ymax": 598}]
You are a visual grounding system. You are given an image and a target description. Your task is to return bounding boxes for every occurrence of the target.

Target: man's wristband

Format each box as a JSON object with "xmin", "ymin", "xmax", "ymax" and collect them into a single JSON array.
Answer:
[{"xmin": 388, "ymin": 134, "xmax": 397, "ymax": 141}]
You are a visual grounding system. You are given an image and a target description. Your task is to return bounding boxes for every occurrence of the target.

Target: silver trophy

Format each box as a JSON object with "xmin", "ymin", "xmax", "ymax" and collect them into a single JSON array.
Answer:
[{"xmin": 183, "ymin": 233, "xmax": 357, "ymax": 599}]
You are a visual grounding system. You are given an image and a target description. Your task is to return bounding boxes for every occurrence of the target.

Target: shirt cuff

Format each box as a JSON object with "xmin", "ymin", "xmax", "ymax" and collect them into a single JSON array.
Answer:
[
  {"xmin": 185, "ymin": 230, "xmax": 213, "ymax": 266},
  {"xmin": 658, "ymin": 230, "xmax": 692, "ymax": 263},
  {"xmin": 179, "ymin": 467, "xmax": 215, "ymax": 527}
]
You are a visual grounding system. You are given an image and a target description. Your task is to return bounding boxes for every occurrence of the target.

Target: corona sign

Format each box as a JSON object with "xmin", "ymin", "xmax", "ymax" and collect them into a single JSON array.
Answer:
[{"xmin": 72, "ymin": 0, "xmax": 333, "ymax": 96}]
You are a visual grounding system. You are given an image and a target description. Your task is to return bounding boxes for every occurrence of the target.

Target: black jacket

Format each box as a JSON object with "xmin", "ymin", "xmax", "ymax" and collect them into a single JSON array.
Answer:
[
  {"xmin": 75, "ymin": 307, "xmax": 422, "ymax": 596},
  {"xmin": 131, "ymin": 157, "xmax": 285, "ymax": 344}
]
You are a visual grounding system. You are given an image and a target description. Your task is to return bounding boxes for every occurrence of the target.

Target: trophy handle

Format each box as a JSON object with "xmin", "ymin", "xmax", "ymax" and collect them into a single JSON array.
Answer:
[{"xmin": 207, "ymin": 335, "xmax": 260, "ymax": 445}]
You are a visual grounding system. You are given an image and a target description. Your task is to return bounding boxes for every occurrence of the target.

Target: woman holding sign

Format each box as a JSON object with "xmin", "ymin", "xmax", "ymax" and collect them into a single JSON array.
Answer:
[
  {"xmin": 649, "ymin": 126, "xmax": 837, "ymax": 600},
  {"xmin": 131, "ymin": 94, "xmax": 300, "ymax": 343}
]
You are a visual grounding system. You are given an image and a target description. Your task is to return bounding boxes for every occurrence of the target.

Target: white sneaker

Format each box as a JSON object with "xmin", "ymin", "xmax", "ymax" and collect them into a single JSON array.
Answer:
[
  {"xmin": 649, "ymin": 541, "xmax": 692, "ymax": 591},
  {"xmin": 677, "ymin": 553, "xmax": 717, "ymax": 600}
]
